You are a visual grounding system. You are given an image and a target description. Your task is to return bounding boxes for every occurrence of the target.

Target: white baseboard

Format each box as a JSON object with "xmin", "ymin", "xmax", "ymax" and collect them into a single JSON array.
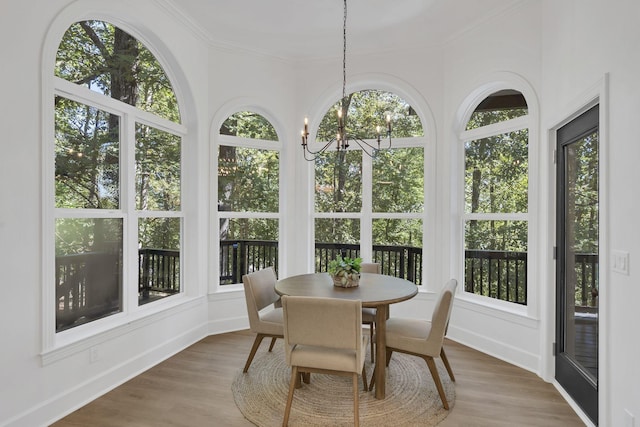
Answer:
[{"xmin": 4, "ymin": 324, "xmax": 207, "ymax": 427}]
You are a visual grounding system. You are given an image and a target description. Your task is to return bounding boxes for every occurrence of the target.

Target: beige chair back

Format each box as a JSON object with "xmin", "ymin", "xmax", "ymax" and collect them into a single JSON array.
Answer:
[
  {"xmin": 242, "ymin": 267, "xmax": 279, "ymax": 331},
  {"xmin": 427, "ymin": 279, "xmax": 457, "ymax": 352},
  {"xmin": 282, "ymin": 296, "xmax": 363, "ymax": 362},
  {"xmin": 360, "ymin": 262, "xmax": 381, "ymax": 274}
]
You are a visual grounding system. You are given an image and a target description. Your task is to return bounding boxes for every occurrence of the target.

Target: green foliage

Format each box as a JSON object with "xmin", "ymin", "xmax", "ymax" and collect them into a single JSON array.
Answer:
[
  {"xmin": 373, "ymin": 148, "xmax": 424, "ymax": 213},
  {"xmin": 327, "ymin": 255, "xmax": 362, "ymax": 275},
  {"xmin": 220, "ymin": 111, "xmax": 277, "ymax": 140},
  {"xmin": 315, "ymin": 218, "xmax": 360, "ymax": 245},
  {"xmin": 317, "ymin": 90, "xmax": 423, "ymax": 141},
  {"xmin": 55, "ymin": 97, "xmax": 119, "ymax": 209},
  {"xmin": 314, "ymin": 150, "xmax": 362, "ymax": 213},
  {"xmin": 136, "ymin": 124, "xmax": 181, "ymax": 211},
  {"xmin": 55, "ymin": 20, "xmax": 182, "ymax": 258},
  {"xmin": 465, "ymin": 130, "xmax": 529, "ymax": 214},
  {"xmin": 218, "ymin": 146, "xmax": 279, "ymax": 213},
  {"xmin": 55, "ymin": 20, "xmax": 180, "ymax": 122}
]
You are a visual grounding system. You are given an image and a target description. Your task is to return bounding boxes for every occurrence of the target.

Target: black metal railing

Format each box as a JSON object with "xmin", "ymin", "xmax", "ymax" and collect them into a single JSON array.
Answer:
[
  {"xmin": 464, "ymin": 249, "xmax": 528, "ymax": 304},
  {"xmin": 138, "ymin": 248, "xmax": 180, "ymax": 299},
  {"xmin": 314, "ymin": 242, "xmax": 423, "ymax": 285},
  {"xmin": 55, "ymin": 243, "xmax": 598, "ymax": 331},
  {"xmin": 56, "ymin": 248, "xmax": 180, "ymax": 331},
  {"xmin": 219, "ymin": 240, "xmax": 279, "ymax": 285},
  {"xmin": 574, "ymin": 253, "xmax": 599, "ymax": 308},
  {"xmin": 55, "ymin": 251, "xmax": 122, "ymax": 332}
]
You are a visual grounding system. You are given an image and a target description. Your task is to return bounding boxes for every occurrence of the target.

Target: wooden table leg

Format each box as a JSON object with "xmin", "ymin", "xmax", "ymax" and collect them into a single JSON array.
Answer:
[{"xmin": 374, "ymin": 304, "xmax": 388, "ymax": 399}]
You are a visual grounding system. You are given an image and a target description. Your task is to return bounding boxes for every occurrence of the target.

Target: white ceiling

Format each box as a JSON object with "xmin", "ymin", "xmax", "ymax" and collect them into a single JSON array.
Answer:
[{"xmin": 165, "ymin": 0, "xmax": 522, "ymax": 60}]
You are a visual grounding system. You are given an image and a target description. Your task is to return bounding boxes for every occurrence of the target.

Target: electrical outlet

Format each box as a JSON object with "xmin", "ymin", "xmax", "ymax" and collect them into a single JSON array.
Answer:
[
  {"xmin": 612, "ymin": 250, "xmax": 630, "ymax": 275},
  {"xmin": 89, "ymin": 346, "xmax": 99, "ymax": 363}
]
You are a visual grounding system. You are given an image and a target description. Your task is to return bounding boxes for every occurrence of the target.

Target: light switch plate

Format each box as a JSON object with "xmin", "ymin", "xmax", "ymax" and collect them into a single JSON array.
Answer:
[{"xmin": 612, "ymin": 250, "xmax": 630, "ymax": 275}]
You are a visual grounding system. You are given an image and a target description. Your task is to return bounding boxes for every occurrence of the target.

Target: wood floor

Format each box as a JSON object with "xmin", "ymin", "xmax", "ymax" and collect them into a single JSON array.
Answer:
[{"xmin": 51, "ymin": 330, "xmax": 585, "ymax": 427}]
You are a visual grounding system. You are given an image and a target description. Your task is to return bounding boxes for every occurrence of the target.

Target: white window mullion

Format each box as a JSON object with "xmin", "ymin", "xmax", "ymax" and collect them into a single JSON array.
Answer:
[
  {"xmin": 360, "ymin": 151, "xmax": 373, "ymax": 262},
  {"xmin": 122, "ymin": 114, "xmax": 137, "ymax": 313}
]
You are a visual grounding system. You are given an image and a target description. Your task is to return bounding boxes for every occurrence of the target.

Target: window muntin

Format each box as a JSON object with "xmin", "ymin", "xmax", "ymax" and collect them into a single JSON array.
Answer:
[
  {"xmin": 217, "ymin": 112, "xmax": 280, "ymax": 284},
  {"xmin": 53, "ymin": 20, "xmax": 183, "ymax": 331},
  {"xmin": 462, "ymin": 89, "xmax": 529, "ymax": 304},
  {"xmin": 55, "ymin": 21, "xmax": 180, "ymax": 123}
]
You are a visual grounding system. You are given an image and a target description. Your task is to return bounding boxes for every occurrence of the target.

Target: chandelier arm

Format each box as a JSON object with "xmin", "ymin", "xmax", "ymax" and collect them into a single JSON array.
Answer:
[{"xmin": 302, "ymin": 138, "xmax": 338, "ymax": 161}]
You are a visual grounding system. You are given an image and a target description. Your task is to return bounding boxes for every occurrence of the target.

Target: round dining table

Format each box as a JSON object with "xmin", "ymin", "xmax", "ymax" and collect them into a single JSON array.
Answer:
[{"xmin": 275, "ymin": 272, "xmax": 418, "ymax": 399}]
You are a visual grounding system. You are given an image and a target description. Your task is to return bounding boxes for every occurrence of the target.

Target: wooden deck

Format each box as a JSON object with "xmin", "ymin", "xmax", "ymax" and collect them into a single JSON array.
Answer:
[{"xmin": 51, "ymin": 330, "xmax": 585, "ymax": 427}]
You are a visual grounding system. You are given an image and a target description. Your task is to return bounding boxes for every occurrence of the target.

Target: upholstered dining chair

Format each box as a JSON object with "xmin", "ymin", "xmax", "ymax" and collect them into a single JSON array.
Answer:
[
  {"xmin": 360, "ymin": 262, "xmax": 380, "ymax": 362},
  {"xmin": 242, "ymin": 267, "xmax": 284, "ymax": 373},
  {"xmin": 281, "ymin": 296, "xmax": 368, "ymax": 427},
  {"xmin": 369, "ymin": 279, "xmax": 457, "ymax": 410}
]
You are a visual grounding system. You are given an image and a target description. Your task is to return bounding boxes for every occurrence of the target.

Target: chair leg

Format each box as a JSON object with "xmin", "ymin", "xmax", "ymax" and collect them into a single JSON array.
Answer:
[
  {"xmin": 368, "ymin": 366, "xmax": 376, "ymax": 391},
  {"xmin": 385, "ymin": 349, "xmax": 393, "ymax": 367},
  {"xmin": 440, "ymin": 347, "xmax": 455, "ymax": 382},
  {"xmin": 361, "ymin": 365, "xmax": 368, "ymax": 391},
  {"xmin": 352, "ymin": 373, "xmax": 360, "ymax": 427},
  {"xmin": 269, "ymin": 336, "xmax": 278, "ymax": 352},
  {"xmin": 243, "ymin": 334, "xmax": 265, "ymax": 373},
  {"xmin": 369, "ymin": 323, "xmax": 375, "ymax": 363},
  {"xmin": 425, "ymin": 356, "xmax": 449, "ymax": 410},
  {"xmin": 283, "ymin": 366, "xmax": 299, "ymax": 426}
]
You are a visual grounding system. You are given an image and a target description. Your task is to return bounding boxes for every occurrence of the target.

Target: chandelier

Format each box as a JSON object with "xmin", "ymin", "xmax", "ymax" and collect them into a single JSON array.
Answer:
[{"xmin": 300, "ymin": 0, "xmax": 392, "ymax": 161}]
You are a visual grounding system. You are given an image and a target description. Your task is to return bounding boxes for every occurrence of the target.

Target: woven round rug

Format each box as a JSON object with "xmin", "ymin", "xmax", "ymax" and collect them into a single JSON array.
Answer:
[{"xmin": 232, "ymin": 342, "xmax": 454, "ymax": 426}]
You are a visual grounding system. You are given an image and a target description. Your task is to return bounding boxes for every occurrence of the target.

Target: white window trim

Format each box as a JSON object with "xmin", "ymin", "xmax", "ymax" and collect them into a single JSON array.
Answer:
[
  {"xmin": 213, "ymin": 116, "xmax": 283, "ymax": 291},
  {"xmin": 43, "ymin": 43, "xmax": 187, "ymax": 356},
  {"xmin": 455, "ymin": 87, "xmax": 539, "ymax": 317}
]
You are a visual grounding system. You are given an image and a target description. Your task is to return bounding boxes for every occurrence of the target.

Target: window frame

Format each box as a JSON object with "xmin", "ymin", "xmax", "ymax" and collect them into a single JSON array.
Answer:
[
  {"xmin": 43, "ymin": 31, "xmax": 187, "ymax": 355},
  {"xmin": 312, "ymin": 130, "xmax": 428, "ymax": 278},
  {"xmin": 457, "ymin": 89, "xmax": 535, "ymax": 311},
  {"xmin": 214, "ymin": 119, "xmax": 283, "ymax": 291}
]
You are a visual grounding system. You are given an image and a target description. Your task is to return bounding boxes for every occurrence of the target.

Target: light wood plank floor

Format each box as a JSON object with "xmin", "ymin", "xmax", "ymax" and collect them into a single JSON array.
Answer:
[{"xmin": 51, "ymin": 330, "xmax": 585, "ymax": 427}]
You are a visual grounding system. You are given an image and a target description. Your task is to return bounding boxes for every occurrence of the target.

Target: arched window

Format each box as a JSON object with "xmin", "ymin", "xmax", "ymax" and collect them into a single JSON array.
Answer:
[
  {"xmin": 313, "ymin": 90, "xmax": 425, "ymax": 284},
  {"xmin": 217, "ymin": 111, "xmax": 280, "ymax": 285},
  {"xmin": 462, "ymin": 89, "xmax": 529, "ymax": 304},
  {"xmin": 53, "ymin": 21, "xmax": 184, "ymax": 332}
]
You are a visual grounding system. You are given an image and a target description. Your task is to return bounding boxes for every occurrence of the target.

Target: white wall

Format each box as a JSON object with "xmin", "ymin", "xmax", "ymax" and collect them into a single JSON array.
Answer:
[
  {"xmin": 541, "ymin": 1, "xmax": 640, "ymax": 425},
  {"xmin": 441, "ymin": 0, "xmax": 545, "ymax": 374},
  {"xmin": 0, "ymin": 1, "xmax": 212, "ymax": 425}
]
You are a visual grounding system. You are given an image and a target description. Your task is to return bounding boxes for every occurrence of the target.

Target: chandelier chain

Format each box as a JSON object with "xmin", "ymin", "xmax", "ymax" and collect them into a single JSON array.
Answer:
[
  {"xmin": 342, "ymin": 0, "xmax": 347, "ymax": 101},
  {"xmin": 299, "ymin": 0, "xmax": 393, "ymax": 161}
]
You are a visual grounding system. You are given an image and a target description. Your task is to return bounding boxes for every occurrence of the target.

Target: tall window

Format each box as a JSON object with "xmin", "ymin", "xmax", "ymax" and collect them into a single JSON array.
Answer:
[
  {"xmin": 462, "ymin": 89, "xmax": 529, "ymax": 304},
  {"xmin": 218, "ymin": 111, "xmax": 280, "ymax": 284},
  {"xmin": 53, "ymin": 21, "xmax": 184, "ymax": 332},
  {"xmin": 314, "ymin": 90, "xmax": 425, "ymax": 283}
]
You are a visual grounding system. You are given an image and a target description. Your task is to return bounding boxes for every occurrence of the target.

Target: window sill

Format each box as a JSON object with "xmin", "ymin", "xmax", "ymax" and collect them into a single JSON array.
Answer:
[
  {"xmin": 41, "ymin": 294, "xmax": 204, "ymax": 366},
  {"xmin": 454, "ymin": 292, "xmax": 539, "ymax": 328}
]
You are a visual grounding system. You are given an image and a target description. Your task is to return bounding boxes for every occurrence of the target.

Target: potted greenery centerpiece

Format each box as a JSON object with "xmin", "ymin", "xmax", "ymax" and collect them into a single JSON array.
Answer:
[{"xmin": 328, "ymin": 255, "xmax": 362, "ymax": 288}]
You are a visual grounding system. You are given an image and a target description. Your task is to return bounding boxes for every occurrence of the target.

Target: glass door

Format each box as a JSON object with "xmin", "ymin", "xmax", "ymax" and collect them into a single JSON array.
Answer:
[{"xmin": 556, "ymin": 104, "xmax": 599, "ymax": 425}]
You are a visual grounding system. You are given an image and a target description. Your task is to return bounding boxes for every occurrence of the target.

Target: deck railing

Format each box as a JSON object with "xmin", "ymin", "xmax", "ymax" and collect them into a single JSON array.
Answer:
[
  {"xmin": 464, "ymin": 249, "xmax": 528, "ymax": 304},
  {"xmin": 55, "ymin": 243, "xmax": 598, "ymax": 331}
]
